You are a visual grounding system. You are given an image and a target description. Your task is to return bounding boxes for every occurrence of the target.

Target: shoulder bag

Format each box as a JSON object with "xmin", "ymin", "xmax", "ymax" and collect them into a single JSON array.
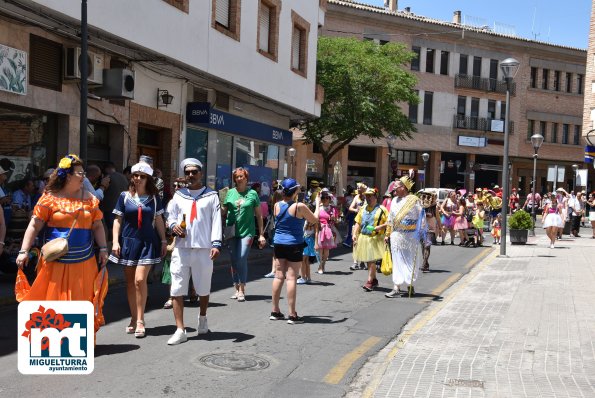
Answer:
[{"xmin": 41, "ymin": 190, "xmax": 84, "ymax": 262}]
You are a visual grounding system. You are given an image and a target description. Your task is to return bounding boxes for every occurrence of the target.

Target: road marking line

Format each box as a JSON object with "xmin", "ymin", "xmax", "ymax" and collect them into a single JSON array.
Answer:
[
  {"xmin": 429, "ymin": 272, "xmax": 462, "ymax": 298},
  {"xmin": 465, "ymin": 247, "xmax": 492, "ymax": 269},
  {"xmin": 361, "ymin": 249, "xmax": 498, "ymax": 398},
  {"xmin": 324, "ymin": 336, "xmax": 382, "ymax": 385}
]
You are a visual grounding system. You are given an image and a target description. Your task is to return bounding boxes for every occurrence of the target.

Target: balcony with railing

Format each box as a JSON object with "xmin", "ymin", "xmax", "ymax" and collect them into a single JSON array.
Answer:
[
  {"xmin": 455, "ymin": 74, "xmax": 516, "ymax": 96},
  {"xmin": 453, "ymin": 115, "xmax": 515, "ymax": 134}
]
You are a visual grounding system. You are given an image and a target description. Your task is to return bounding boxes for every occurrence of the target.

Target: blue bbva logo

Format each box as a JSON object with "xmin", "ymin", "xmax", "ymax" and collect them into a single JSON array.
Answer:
[{"xmin": 18, "ymin": 301, "xmax": 94, "ymax": 374}]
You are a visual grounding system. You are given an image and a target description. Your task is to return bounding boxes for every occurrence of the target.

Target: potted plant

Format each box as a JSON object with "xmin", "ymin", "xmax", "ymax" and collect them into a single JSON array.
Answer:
[{"xmin": 508, "ymin": 209, "xmax": 534, "ymax": 244}]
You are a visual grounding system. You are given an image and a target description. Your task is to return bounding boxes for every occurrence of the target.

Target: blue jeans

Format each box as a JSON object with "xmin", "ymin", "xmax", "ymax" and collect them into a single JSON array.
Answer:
[{"xmin": 228, "ymin": 236, "xmax": 253, "ymax": 284}]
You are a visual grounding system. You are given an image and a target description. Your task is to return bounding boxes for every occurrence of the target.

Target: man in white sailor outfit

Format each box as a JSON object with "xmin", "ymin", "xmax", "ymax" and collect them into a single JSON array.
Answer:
[{"xmin": 166, "ymin": 158, "xmax": 222, "ymax": 345}]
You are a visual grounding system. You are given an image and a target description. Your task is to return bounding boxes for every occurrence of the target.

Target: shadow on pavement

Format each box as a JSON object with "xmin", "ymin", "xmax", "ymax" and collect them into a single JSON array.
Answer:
[
  {"xmin": 194, "ymin": 331, "xmax": 255, "ymax": 343},
  {"xmin": 185, "ymin": 301, "xmax": 227, "ymax": 308},
  {"xmin": 322, "ymin": 271, "xmax": 353, "ymax": 276},
  {"xmin": 146, "ymin": 324, "xmax": 178, "ymax": 336},
  {"xmin": 95, "ymin": 343, "xmax": 140, "ymax": 357},
  {"xmin": 305, "ymin": 281, "xmax": 335, "ymax": 287},
  {"xmin": 243, "ymin": 295, "xmax": 273, "ymax": 302},
  {"xmin": 426, "ymin": 269, "xmax": 451, "ymax": 273},
  {"xmin": 302, "ymin": 315, "xmax": 348, "ymax": 324}
]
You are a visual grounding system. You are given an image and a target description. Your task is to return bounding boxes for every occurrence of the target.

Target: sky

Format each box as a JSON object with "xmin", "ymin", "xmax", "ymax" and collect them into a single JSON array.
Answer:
[{"xmin": 357, "ymin": 0, "xmax": 591, "ymax": 49}]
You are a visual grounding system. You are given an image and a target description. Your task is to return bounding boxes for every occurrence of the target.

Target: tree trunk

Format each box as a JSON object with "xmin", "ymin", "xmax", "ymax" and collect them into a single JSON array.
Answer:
[{"xmin": 321, "ymin": 156, "xmax": 330, "ymax": 186}]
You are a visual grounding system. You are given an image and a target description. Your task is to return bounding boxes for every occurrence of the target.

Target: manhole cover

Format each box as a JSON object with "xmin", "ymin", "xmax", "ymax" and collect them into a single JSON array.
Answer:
[
  {"xmin": 446, "ymin": 379, "xmax": 484, "ymax": 388},
  {"xmin": 198, "ymin": 353, "xmax": 270, "ymax": 371}
]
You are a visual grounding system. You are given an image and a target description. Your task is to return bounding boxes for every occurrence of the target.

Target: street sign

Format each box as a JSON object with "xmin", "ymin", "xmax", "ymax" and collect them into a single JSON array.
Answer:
[
  {"xmin": 547, "ymin": 166, "xmax": 565, "ymax": 182},
  {"xmin": 477, "ymin": 163, "xmax": 502, "ymax": 172},
  {"xmin": 576, "ymin": 169, "xmax": 588, "ymax": 186}
]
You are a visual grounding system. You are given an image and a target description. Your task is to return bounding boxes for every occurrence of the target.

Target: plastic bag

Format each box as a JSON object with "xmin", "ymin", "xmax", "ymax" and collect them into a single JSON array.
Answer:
[{"xmin": 380, "ymin": 244, "xmax": 392, "ymax": 276}]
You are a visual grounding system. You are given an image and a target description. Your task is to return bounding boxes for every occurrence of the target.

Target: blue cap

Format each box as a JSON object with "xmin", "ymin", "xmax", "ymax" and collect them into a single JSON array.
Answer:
[{"xmin": 281, "ymin": 178, "xmax": 300, "ymax": 193}]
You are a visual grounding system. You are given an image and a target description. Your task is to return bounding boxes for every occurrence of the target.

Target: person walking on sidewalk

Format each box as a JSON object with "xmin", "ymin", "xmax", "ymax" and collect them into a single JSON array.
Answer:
[
  {"xmin": 353, "ymin": 188, "xmax": 387, "ymax": 292},
  {"xmin": 419, "ymin": 192, "xmax": 440, "ymax": 272},
  {"xmin": 384, "ymin": 176, "xmax": 426, "ymax": 298},
  {"xmin": 109, "ymin": 162, "xmax": 167, "ymax": 338},
  {"xmin": 166, "ymin": 158, "xmax": 222, "ymax": 345},
  {"xmin": 440, "ymin": 191, "xmax": 457, "ymax": 245},
  {"xmin": 542, "ymin": 196, "xmax": 564, "ymax": 249},
  {"xmin": 349, "ymin": 183, "xmax": 367, "ymax": 269},
  {"xmin": 15, "ymin": 154, "xmax": 109, "ymax": 334},
  {"xmin": 315, "ymin": 188, "xmax": 337, "ymax": 274},
  {"xmin": 270, "ymin": 179, "xmax": 319, "ymax": 324},
  {"xmin": 568, "ymin": 192, "xmax": 584, "ymax": 237},
  {"xmin": 222, "ymin": 167, "xmax": 266, "ymax": 302}
]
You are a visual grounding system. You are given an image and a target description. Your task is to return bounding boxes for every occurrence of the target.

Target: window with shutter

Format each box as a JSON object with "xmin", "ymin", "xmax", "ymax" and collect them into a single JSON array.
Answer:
[
  {"xmin": 215, "ymin": 0, "xmax": 230, "ymax": 28},
  {"xmin": 257, "ymin": 0, "xmax": 280, "ymax": 61},
  {"xmin": 258, "ymin": 4, "xmax": 270, "ymax": 53},
  {"xmin": 290, "ymin": 11, "xmax": 310, "ymax": 78},
  {"xmin": 211, "ymin": 0, "xmax": 241, "ymax": 41},
  {"xmin": 29, "ymin": 34, "xmax": 62, "ymax": 91},
  {"xmin": 292, "ymin": 27, "xmax": 301, "ymax": 71}
]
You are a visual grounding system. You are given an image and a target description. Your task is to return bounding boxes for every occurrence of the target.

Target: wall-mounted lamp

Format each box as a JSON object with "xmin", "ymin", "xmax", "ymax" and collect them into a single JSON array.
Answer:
[{"xmin": 157, "ymin": 89, "xmax": 174, "ymax": 108}]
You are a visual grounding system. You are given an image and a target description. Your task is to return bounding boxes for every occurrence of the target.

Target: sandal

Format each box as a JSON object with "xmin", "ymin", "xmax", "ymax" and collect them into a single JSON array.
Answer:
[
  {"xmin": 163, "ymin": 298, "xmax": 173, "ymax": 309},
  {"xmin": 126, "ymin": 320, "xmax": 136, "ymax": 334},
  {"xmin": 135, "ymin": 320, "xmax": 146, "ymax": 338}
]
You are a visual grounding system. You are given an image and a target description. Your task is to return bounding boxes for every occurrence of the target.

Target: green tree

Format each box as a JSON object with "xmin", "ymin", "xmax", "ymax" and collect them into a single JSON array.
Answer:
[{"xmin": 300, "ymin": 36, "xmax": 418, "ymax": 184}]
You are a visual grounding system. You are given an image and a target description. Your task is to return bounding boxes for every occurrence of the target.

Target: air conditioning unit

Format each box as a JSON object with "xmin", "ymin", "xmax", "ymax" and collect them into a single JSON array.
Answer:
[
  {"xmin": 93, "ymin": 68, "xmax": 135, "ymax": 99},
  {"xmin": 64, "ymin": 47, "xmax": 104, "ymax": 85}
]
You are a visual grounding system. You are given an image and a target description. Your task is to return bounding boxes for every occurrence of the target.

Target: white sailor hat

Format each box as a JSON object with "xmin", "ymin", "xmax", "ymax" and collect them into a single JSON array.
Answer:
[
  {"xmin": 180, "ymin": 158, "xmax": 203, "ymax": 171},
  {"xmin": 131, "ymin": 162, "xmax": 154, "ymax": 176}
]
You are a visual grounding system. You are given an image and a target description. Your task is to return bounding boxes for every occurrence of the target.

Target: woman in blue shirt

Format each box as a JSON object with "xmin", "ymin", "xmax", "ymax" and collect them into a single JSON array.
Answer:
[
  {"xmin": 109, "ymin": 162, "xmax": 167, "ymax": 338},
  {"xmin": 270, "ymin": 179, "xmax": 319, "ymax": 324}
]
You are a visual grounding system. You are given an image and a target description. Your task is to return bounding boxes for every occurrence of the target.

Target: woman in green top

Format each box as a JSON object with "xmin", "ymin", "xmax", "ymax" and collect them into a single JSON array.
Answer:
[{"xmin": 222, "ymin": 168, "xmax": 266, "ymax": 301}]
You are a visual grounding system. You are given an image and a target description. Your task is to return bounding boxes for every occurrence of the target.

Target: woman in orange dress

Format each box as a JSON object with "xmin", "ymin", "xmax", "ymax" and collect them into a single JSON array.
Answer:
[{"xmin": 15, "ymin": 154, "xmax": 108, "ymax": 332}]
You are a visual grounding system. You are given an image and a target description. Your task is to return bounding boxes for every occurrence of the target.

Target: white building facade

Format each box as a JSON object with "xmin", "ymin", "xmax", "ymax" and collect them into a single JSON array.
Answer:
[{"xmin": 0, "ymin": 0, "xmax": 325, "ymax": 191}]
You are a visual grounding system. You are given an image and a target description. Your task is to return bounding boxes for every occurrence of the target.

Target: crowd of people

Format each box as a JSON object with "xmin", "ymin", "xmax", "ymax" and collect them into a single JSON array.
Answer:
[{"xmin": 4, "ymin": 153, "xmax": 595, "ymax": 346}]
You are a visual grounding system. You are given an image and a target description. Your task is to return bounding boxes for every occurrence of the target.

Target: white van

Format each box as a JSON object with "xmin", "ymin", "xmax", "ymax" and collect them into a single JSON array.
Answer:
[{"xmin": 416, "ymin": 188, "xmax": 455, "ymax": 205}]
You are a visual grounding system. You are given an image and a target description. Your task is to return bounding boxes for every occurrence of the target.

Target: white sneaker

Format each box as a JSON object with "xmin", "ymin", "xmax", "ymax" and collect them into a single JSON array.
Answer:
[
  {"xmin": 550, "ymin": 244, "xmax": 555, "ymax": 249},
  {"xmin": 197, "ymin": 316, "xmax": 208, "ymax": 335},
  {"xmin": 167, "ymin": 328, "xmax": 187, "ymax": 345}
]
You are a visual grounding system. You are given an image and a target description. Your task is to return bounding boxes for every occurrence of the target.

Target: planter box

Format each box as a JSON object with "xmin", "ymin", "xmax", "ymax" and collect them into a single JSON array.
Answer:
[{"xmin": 509, "ymin": 229, "xmax": 528, "ymax": 245}]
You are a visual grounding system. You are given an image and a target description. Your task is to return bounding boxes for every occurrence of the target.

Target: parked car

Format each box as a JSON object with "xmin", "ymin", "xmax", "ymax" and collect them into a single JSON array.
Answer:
[{"xmin": 416, "ymin": 188, "xmax": 455, "ymax": 205}]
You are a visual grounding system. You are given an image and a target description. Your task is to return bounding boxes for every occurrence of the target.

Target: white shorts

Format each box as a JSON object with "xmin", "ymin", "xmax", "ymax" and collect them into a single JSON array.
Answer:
[{"xmin": 169, "ymin": 248, "xmax": 213, "ymax": 297}]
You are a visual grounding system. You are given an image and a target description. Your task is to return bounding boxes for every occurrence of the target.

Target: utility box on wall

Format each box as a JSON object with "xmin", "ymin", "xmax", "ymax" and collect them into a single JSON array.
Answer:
[{"xmin": 93, "ymin": 68, "xmax": 135, "ymax": 99}]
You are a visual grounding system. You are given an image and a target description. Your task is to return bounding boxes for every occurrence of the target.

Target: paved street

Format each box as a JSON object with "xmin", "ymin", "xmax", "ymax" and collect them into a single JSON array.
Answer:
[
  {"xmin": 0, "ymin": 239, "xmax": 489, "ymax": 397},
  {"xmin": 350, "ymin": 228, "xmax": 595, "ymax": 398}
]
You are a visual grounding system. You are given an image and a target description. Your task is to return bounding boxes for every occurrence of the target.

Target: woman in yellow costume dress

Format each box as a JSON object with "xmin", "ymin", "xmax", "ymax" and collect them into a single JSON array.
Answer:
[{"xmin": 15, "ymin": 154, "xmax": 109, "ymax": 332}]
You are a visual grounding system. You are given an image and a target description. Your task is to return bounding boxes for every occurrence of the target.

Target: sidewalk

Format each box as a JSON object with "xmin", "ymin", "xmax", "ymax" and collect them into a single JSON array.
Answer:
[
  {"xmin": 0, "ymin": 245, "xmax": 274, "ymax": 308},
  {"xmin": 351, "ymin": 227, "xmax": 595, "ymax": 397}
]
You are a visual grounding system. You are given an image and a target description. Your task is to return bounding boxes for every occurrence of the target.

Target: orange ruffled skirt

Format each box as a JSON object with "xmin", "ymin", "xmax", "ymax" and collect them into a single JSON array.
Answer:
[{"xmin": 15, "ymin": 256, "xmax": 108, "ymax": 333}]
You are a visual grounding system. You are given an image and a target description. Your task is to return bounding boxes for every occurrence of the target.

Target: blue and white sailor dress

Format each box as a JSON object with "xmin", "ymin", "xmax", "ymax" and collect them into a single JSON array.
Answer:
[{"xmin": 108, "ymin": 192, "xmax": 164, "ymax": 266}]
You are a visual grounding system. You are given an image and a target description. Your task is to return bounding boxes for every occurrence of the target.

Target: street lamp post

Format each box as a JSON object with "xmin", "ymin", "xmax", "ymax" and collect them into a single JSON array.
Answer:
[
  {"xmin": 287, "ymin": 147, "xmax": 297, "ymax": 179},
  {"xmin": 421, "ymin": 152, "xmax": 430, "ymax": 189},
  {"xmin": 499, "ymin": 57, "xmax": 520, "ymax": 257},
  {"xmin": 387, "ymin": 134, "xmax": 398, "ymax": 184},
  {"xmin": 530, "ymin": 133, "xmax": 544, "ymax": 236},
  {"xmin": 455, "ymin": 159, "xmax": 461, "ymax": 187},
  {"xmin": 572, "ymin": 164, "xmax": 578, "ymax": 191}
]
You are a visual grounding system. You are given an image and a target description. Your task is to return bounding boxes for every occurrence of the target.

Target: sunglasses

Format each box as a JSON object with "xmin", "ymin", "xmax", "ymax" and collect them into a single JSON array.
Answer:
[
  {"xmin": 184, "ymin": 169, "xmax": 200, "ymax": 176},
  {"xmin": 132, "ymin": 174, "xmax": 147, "ymax": 179},
  {"xmin": 73, "ymin": 171, "xmax": 86, "ymax": 177}
]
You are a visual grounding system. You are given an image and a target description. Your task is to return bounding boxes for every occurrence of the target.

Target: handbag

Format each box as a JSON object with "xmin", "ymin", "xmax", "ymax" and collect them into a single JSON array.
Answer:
[
  {"xmin": 40, "ymin": 190, "xmax": 84, "ymax": 262},
  {"xmin": 223, "ymin": 224, "xmax": 236, "ymax": 240},
  {"xmin": 380, "ymin": 243, "xmax": 393, "ymax": 276}
]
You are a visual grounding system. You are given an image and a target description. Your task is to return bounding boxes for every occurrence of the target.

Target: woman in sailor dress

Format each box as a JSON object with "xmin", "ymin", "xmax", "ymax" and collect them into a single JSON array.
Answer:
[{"xmin": 110, "ymin": 162, "xmax": 167, "ymax": 338}]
